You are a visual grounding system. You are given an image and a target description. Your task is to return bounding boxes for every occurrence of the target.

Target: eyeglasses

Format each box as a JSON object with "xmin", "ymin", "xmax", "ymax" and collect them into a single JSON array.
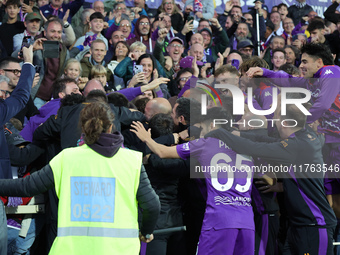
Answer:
[
  {"xmin": 170, "ymin": 44, "xmax": 183, "ymax": 48},
  {"xmin": 117, "ymin": 7, "xmax": 127, "ymax": 10},
  {"xmin": 179, "ymin": 77, "xmax": 190, "ymax": 82},
  {"xmin": 0, "ymin": 89, "xmax": 11, "ymax": 96},
  {"xmin": 120, "ymin": 24, "xmax": 131, "ymax": 27},
  {"xmin": 164, "ymin": 2, "xmax": 173, "ymax": 4},
  {"xmin": 140, "ymin": 22, "xmax": 150, "ymax": 26},
  {"xmin": 3, "ymin": 69, "xmax": 21, "ymax": 75},
  {"xmin": 246, "ymin": 18, "xmax": 253, "ymax": 21}
]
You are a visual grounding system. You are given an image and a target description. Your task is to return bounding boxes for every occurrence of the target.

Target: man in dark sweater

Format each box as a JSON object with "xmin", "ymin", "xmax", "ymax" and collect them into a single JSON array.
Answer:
[
  {"xmin": 287, "ymin": 0, "xmax": 314, "ymax": 26},
  {"xmin": 0, "ymin": 0, "xmax": 25, "ymax": 56}
]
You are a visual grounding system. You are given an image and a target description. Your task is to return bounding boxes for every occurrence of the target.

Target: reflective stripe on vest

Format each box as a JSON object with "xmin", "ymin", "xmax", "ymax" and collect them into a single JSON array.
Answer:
[{"xmin": 58, "ymin": 227, "xmax": 139, "ymax": 238}]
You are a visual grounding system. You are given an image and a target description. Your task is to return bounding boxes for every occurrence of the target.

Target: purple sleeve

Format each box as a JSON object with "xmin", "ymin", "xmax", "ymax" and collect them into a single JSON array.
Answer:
[
  {"xmin": 307, "ymin": 67, "xmax": 340, "ymax": 123},
  {"xmin": 114, "ymin": 87, "xmax": 142, "ymax": 101},
  {"xmin": 262, "ymin": 68, "xmax": 308, "ymax": 88},
  {"xmin": 292, "ymin": 22, "xmax": 304, "ymax": 35},
  {"xmin": 105, "ymin": 23, "xmax": 120, "ymax": 40},
  {"xmin": 155, "ymin": 88, "xmax": 164, "ymax": 98},
  {"xmin": 176, "ymin": 142, "xmax": 191, "ymax": 160},
  {"xmin": 178, "ymin": 76, "xmax": 198, "ymax": 98},
  {"xmin": 20, "ymin": 122, "xmax": 34, "ymax": 142},
  {"xmin": 176, "ymin": 138, "xmax": 211, "ymax": 160}
]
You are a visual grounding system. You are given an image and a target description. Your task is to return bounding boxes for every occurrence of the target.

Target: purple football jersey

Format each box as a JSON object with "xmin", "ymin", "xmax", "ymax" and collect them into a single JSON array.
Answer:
[{"xmin": 177, "ymin": 137, "xmax": 255, "ymax": 230}]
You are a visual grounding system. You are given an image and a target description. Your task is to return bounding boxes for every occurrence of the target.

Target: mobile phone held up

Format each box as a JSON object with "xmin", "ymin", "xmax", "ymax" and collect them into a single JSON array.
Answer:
[
  {"xmin": 133, "ymin": 65, "xmax": 143, "ymax": 75},
  {"xmin": 19, "ymin": 36, "xmax": 32, "ymax": 58},
  {"xmin": 43, "ymin": 41, "xmax": 60, "ymax": 58}
]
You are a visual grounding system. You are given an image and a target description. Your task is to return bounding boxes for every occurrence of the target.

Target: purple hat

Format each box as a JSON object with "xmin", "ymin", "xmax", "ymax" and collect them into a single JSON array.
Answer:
[
  {"xmin": 180, "ymin": 56, "xmax": 204, "ymax": 69},
  {"xmin": 168, "ymin": 37, "xmax": 184, "ymax": 45}
]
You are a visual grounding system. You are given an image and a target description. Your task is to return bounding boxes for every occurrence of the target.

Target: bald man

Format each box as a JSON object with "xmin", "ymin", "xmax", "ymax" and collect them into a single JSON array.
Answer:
[
  {"xmin": 144, "ymin": 98, "xmax": 172, "ymax": 121},
  {"xmin": 83, "ymin": 79, "xmax": 105, "ymax": 97},
  {"xmin": 188, "ymin": 43, "xmax": 205, "ymax": 62}
]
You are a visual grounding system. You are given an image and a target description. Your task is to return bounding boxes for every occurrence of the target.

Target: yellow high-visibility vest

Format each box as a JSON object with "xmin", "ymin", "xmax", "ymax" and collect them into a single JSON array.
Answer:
[{"xmin": 49, "ymin": 144, "xmax": 142, "ymax": 255}]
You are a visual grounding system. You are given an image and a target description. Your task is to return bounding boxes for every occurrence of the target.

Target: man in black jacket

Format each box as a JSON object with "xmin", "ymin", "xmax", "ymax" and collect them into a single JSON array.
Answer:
[{"xmin": 287, "ymin": 0, "xmax": 314, "ymax": 25}]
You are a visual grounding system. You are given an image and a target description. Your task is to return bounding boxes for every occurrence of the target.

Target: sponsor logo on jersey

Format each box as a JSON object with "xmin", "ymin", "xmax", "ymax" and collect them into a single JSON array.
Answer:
[
  {"xmin": 324, "ymin": 69, "xmax": 333, "ymax": 75},
  {"xmin": 214, "ymin": 196, "xmax": 251, "ymax": 206},
  {"xmin": 182, "ymin": 142, "xmax": 190, "ymax": 151},
  {"xmin": 264, "ymin": 91, "xmax": 272, "ymax": 97}
]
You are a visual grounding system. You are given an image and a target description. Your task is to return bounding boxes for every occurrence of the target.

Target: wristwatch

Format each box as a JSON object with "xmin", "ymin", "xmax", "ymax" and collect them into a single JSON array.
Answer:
[{"xmin": 64, "ymin": 22, "xmax": 70, "ymax": 28}]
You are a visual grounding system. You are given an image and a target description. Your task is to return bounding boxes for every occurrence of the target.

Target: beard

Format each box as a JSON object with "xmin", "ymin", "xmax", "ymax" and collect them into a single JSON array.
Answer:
[
  {"xmin": 140, "ymin": 28, "xmax": 149, "ymax": 36},
  {"xmin": 236, "ymin": 34, "xmax": 247, "ymax": 41}
]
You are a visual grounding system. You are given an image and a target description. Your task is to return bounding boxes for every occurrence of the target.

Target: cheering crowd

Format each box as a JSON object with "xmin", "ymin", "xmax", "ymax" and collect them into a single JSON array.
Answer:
[{"xmin": 0, "ymin": 0, "xmax": 340, "ymax": 254}]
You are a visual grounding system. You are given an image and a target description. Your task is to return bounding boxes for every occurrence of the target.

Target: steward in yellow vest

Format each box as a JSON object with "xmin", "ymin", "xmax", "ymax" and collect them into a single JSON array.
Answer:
[{"xmin": 0, "ymin": 102, "xmax": 160, "ymax": 254}]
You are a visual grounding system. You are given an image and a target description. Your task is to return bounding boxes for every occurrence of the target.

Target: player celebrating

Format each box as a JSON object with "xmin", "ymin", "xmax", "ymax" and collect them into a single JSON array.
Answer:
[{"xmin": 131, "ymin": 107, "xmax": 255, "ymax": 255}]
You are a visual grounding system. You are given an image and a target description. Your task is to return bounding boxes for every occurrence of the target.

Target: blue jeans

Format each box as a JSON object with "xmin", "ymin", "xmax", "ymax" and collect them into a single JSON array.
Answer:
[
  {"xmin": 0, "ymin": 201, "xmax": 7, "ymax": 255},
  {"xmin": 7, "ymin": 215, "xmax": 44, "ymax": 255}
]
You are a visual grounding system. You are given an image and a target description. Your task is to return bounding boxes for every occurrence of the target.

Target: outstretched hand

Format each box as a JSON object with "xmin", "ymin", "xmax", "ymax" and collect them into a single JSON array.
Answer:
[
  {"xmin": 130, "ymin": 121, "xmax": 152, "ymax": 142},
  {"xmin": 246, "ymin": 67, "xmax": 264, "ymax": 77}
]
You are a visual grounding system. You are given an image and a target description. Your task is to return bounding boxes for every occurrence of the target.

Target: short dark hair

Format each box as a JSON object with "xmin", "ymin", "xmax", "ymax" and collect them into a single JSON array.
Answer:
[
  {"xmin": 0, "ymin": 57, "xmax": 21, "ymax": 69},
  {"xmin": 107, "ymin": 92, "xmax": 129, "ymax": 107},
  {"xmin": 300, "ymin": 43, "xmax": 334, "ymax": 65},
  {"xmin": 278, "ymin": 64, "xmax": 300, "ymax": 76},
  {"xmin": 176, "ymin": 97, "xmax": 201, "ymax": 125},
  {"xmin": 175, "ymin": 67, "xmax": 193, "ymax": 85},
  {"xmin": 175, "ymin": 97, "xmax": 190, "ymax": 123},
  {"xmin": 52, "ymin": 77, "xmax": 77, "ymax": 99},
  {"xmin": 277, "ymin": 3, "xmax": 288, "ymax": 10},
  {"xmin": 307, "ymin": 19, "xmax": 325, "ymax": 32},
  {"xmin": 60, "ymin": 93, "xmax": 85, "ymax": 108},
  {"xmin": 6, "ymin": 0, "xmax": 20, "ymax": 8},
  {"xmin": 149, "ymin": 113, "xmax": 174, "ymax": 138},
  {"xmin": 134, "ymin": 97, "xmax": 150, "ymax": 113},
  {"xmin": 85, "ymin": 90, "xmax": 108, "ymax": 103},
  {"xmin": 199, "ymin": 18, "xmax": 210, "ymax": 25},
  {"xmin": 231, "ymin": 5, "xmax": 242, "ymax": 13},
  {"xmin": 272, "ymin": 48, "xmax": 286, "ymax": 59},
  {"xmin": 201, "ymin": 107, "xmax": 233, "ymax": 132},
  {"xmin": 90, "ymin": 12, "xmax": 105, "ymax": 21}
]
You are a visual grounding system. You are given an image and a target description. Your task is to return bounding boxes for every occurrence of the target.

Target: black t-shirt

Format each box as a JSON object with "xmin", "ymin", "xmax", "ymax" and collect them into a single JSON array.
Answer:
[{"xmin": 0, "ymin": 21, "xmax": 25, "ymax": 56}]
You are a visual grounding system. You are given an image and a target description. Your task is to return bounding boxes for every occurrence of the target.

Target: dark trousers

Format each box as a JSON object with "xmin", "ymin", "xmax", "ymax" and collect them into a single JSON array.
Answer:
[{"xmin": 283, "ymin": 226, "xmax": 334, "ymax": 255}]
